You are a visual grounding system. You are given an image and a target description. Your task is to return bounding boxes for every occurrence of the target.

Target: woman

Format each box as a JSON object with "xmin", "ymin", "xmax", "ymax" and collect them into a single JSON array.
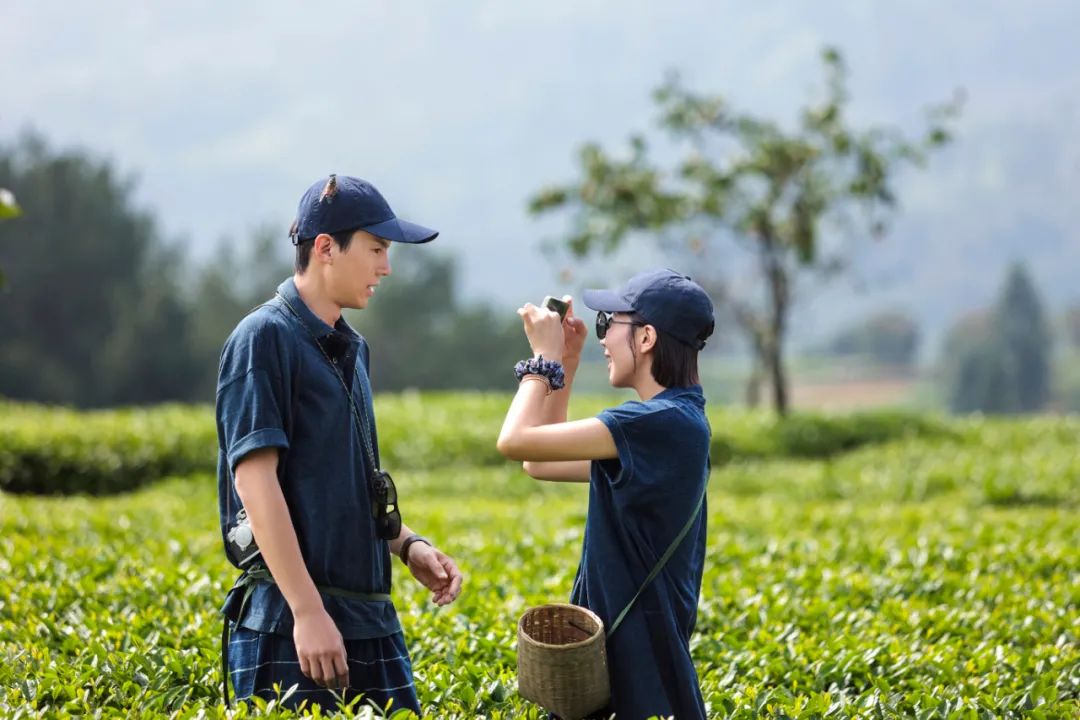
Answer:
[{"xmin": 497, "ymin": 268, "xmax": 714, "ymax": 720}]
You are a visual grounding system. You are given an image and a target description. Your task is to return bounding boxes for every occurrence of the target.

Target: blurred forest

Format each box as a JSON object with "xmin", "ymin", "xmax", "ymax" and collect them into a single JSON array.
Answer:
[
  {"xmin": 0, "ymin": 134, "xmax": 529, "ymax": 406},
  {"xmin": 1, "ymin": 128, "xmax": 1077, "ymax": 412}
]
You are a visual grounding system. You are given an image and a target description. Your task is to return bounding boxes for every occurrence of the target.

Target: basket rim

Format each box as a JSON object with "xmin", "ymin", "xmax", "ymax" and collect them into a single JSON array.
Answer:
[{"xmin": 517, "ymin": 603, "xmax": 606, "ymax": 652}]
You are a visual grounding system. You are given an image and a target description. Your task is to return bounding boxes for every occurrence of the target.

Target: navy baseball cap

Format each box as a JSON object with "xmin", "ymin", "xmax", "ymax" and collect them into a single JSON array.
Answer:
[
  {"xmin": 582, "ymin": 268, "xmax": 715, "ymax": 350},
  {"xmin": 290, "ymin": 174, "xmax": 438, "ymax": 245}
]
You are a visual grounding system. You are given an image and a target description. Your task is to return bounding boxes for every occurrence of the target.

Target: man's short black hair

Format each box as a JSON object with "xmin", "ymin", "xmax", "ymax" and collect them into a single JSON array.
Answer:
[
  {"xmin": 291, "ymin": 223, "xmax": 359, "ymax": 273},
  {"xmin": 628, "ymin": 313, "xmax": 701, "ymax": 388}
]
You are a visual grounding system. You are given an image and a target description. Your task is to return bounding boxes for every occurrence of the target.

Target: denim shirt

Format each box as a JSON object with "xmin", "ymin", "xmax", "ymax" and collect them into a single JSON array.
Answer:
[
  {"xmin": 216, "ymin": 277, "xmax": 400, "ymax": 639},
  {"xmin": 570, "ymin": 385, "xmax": 710, "ymax": 720}
]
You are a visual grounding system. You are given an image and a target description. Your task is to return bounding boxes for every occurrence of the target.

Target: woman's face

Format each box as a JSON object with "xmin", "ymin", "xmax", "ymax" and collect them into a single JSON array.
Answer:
[{"xmin": 600, "ymin": 312, "xmax": 641, "ymax": 388}]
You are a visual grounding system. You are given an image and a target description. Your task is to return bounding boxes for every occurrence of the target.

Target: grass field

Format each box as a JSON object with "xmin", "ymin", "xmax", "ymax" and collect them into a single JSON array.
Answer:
[{"xmin": 1, "ymin": 396, "xmax": 1078, "ymax": 719}]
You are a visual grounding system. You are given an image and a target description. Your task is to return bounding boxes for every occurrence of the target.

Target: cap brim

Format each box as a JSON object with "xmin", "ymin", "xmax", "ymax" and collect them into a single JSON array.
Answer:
[
  {"xmin": 582, "ymin": 289, "xmax": 634, "ymax": 313},
  {"xmin": 363, "ymin": 217, "xmax": 438, "ymax": 244}
]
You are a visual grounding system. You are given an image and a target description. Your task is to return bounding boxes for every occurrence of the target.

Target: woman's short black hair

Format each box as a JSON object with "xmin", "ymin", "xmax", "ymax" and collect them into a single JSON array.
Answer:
[
  {"xmin": 628, "ymin": 313, "xmax": 701, "ymax": 388},
  {"xmin": 291, "ymin": 222, "xmax": 359, "ymax": 273}
]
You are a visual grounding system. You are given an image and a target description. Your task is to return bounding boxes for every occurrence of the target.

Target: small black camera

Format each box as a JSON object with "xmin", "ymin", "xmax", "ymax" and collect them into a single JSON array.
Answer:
[
  {"xmin": 543, "ymin": 296, "xmax": 569, "ymax": 320},
  {"xmin": 226, "ymin": 508, "xmax": 262, "ymax": 567}
]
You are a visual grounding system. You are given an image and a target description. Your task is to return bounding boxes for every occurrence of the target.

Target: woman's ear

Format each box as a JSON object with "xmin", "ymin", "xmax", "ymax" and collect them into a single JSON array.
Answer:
[{"xmin": 639, "ymin": 324, "xmax": 658, "ymax": 353}]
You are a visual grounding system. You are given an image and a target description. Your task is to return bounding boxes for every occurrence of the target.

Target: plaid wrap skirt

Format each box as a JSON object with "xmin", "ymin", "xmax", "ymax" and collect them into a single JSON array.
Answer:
[{"xmin": 227, "ymin": 623, "xmax": 421, "ymax": 716}]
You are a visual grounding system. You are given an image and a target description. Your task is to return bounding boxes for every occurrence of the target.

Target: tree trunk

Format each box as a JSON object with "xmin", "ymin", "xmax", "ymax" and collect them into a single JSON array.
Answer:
[
  {"xmin": 763, "ymin": 238, "xmax": 790, "ymax": 416},
  {"xmin": 727, "ymin": 297, "xmax": 770, "ymax": 411},
  {"xmin": 744, "ymin": 356, "xmax": 763, "ymax": 408},
  {"xmin": 767, "ymin": 338, "xmax": 788, "ymax": 415}
]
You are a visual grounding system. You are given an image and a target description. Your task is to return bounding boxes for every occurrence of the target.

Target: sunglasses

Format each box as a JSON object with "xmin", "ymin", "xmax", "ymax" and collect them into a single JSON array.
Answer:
[
  {"xmin": 595, "ymin": 311, "xmax": 643, "ymax": 340},
  {"xmin": 371, "ymin": 470, "xmax": 402, "ymax": 540}
]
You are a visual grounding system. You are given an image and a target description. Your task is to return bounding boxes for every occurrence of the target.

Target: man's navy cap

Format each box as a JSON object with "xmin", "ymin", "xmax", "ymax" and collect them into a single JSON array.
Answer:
[
  {"xmin": 582, "ymin": 268, "xmax": 715, "ymax": 350},
  {"xmin": 291, "ymin": 174, "xmax": 438, "ymax": 245}
]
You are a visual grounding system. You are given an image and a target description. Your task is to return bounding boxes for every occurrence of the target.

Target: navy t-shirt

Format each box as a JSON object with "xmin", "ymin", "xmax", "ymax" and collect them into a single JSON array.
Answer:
[
  {"xmin": 569, "ymin": 385, "xmax": 710, "ymax": 720},
  {"xmin": 216, "ymin": 278, "xmax": 400, "ymax": 639}
]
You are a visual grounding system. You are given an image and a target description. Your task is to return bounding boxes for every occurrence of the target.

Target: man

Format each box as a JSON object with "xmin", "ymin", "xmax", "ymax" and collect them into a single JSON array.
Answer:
[{"xmin": 216, "ymin": 174, "xmax": 463, "ymax": 715}]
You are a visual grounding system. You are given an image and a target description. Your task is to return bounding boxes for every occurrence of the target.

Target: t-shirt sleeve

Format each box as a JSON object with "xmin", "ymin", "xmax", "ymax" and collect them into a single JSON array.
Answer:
[
  {"xmin": 596, "ymin": 400, "xmax": 677, "ymax": 488},
  {"xmin": 216, "ymin": 326, "xmax": 290, "ymax": 472}
]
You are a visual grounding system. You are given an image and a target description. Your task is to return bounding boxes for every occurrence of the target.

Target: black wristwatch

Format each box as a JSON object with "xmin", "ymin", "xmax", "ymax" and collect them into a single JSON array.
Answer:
[{"xmin": 399, "ymin": 534, "xmax": 431, "ymax": 566}]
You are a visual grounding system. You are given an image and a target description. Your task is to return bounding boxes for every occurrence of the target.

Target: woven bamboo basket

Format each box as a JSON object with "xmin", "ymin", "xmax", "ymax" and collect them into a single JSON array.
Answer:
[{"xmin": 517, "ymin": 603, "xmax": 610, "ymax": 719}]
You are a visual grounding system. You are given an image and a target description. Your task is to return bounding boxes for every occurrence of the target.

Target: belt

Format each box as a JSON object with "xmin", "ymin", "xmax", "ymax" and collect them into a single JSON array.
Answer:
[{"xmin": 221, "ymin": 565, "xmax": 391, "ymax": 706}]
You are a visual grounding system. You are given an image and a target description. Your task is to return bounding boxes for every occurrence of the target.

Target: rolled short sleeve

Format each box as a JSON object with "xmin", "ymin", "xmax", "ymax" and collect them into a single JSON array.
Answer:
[
  {"xmin": 216, "ymin": 320, "xmax": 291, "ymax": 472},
  {"xmin": 218, "ymin": 368, "xmax": 289, "ymax": 471},
  {"xmin": 597, "ymin": 400, "xmax": 678, "ymax": 488}
]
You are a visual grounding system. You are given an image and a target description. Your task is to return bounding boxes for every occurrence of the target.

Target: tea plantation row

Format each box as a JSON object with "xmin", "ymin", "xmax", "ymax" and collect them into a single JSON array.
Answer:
[
  {"xmin": 1, "ymin": 396, "xmax": 1077, "ymax": 718},
  {"xmin": 0, "ymin": 394, "xmax": 979, "ymax": 495}
]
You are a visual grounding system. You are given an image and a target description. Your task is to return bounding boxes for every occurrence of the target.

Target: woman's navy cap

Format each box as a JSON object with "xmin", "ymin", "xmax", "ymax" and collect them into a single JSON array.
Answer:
[
  {"xmin": 583, "ymin": 268, "xmax": 715, "ymax": 349},
  {"xmin": 291, "ymin": 174, "xmax": 438, "ymax": 245}
]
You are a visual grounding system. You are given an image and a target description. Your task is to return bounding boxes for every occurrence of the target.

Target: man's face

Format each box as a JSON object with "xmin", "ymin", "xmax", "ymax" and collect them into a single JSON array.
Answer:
[{"xmin": 328, "ymin": 230, "xmax": 392, "ymax": 310}]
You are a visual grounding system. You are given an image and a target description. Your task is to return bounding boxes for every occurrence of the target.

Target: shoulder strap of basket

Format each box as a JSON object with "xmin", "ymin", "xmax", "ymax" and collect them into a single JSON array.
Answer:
[{"xmin": 608, "ymin": 481, "xmax": 708, "ymax": 636}]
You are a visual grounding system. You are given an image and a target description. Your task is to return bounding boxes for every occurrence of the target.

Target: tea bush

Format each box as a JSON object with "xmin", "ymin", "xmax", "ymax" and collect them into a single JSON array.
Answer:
[
  {"xmin": 1, "ymin": 408, "xmax": 1077, "ymax": 718},
  {"xmin": 1, "ymin": 396, "xmax": 952, "ymax": 495}
]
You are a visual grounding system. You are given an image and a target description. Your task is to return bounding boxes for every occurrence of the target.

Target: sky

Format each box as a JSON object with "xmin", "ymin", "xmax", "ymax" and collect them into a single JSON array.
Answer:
[{"xmin": 3, "ymin": 1, "xmax": 1079, "ymax": 352}]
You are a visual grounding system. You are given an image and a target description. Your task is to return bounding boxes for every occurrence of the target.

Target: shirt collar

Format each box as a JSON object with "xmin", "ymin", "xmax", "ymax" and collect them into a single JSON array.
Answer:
[
  {"xmin": 656, "ymin": 383, "xmax": 705, "ymax": 407},
  {"xmin": 276, "ymin": 277, "xmax": 360, "ymax": 342}
]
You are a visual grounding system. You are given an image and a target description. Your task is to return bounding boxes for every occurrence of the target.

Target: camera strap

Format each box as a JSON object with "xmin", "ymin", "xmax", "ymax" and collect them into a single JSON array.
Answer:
[{"xmin": 272, "ymin": 293, "xmax": 381, "ymax": 474}]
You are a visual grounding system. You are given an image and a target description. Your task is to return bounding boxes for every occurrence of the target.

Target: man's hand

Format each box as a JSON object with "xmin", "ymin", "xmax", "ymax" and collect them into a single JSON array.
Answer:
[
  {"xmin": 406, "ymin": 544, "xmax": 464, "ymax": 606},
  {"xmin": 293, "ymin": 607, "xmax": 349, "ymax": 690},
  {"xmin": 235, "ymin": 449, "xmax": 349, "ymax": 690}
]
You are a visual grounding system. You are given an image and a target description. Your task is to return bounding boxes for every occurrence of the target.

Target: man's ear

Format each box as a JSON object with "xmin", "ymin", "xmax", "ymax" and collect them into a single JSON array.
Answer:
[{"xmin": 313, "ymin": 233, "xmax": 335, "ymax": 265}]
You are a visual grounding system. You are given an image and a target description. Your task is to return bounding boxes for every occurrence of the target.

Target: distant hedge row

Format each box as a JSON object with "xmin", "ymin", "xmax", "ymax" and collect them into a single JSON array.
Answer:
[
  {"xmin": 0, "ymin": 395, "xmax": 952, "ymax": 495},
  {"xmin": 0, "ymin": 403, "xmax": 217, "ymax": 495},
  {"xmin": 376, "ymin": 393, "xmax": 954, "ymax": 468},
  {"xmin": 709, "ymin": 410, "xmax": 955, "ymax": 463}
]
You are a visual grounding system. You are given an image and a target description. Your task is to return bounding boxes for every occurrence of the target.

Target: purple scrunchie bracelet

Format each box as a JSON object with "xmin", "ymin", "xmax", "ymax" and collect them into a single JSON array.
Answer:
[{"xmin": 514, "ymin": 355, "xmax": 566, "ymax": 391}]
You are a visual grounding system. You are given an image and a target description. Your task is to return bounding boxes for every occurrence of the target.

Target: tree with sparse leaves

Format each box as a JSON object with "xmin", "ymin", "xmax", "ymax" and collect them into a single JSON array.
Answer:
[{"xmin": 529, "ymin": 48, "xmax": 960, "ymax": 414}]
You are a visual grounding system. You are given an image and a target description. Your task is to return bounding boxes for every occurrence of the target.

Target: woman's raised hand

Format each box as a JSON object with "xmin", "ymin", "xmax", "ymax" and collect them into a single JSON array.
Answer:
[
  {"xmin": 560, "ymin": 296, "xmax": 588, "ymax": 367},
  {"xmin": 518, "ymin": 302, "xmax": 566, "ymax": 361}
]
